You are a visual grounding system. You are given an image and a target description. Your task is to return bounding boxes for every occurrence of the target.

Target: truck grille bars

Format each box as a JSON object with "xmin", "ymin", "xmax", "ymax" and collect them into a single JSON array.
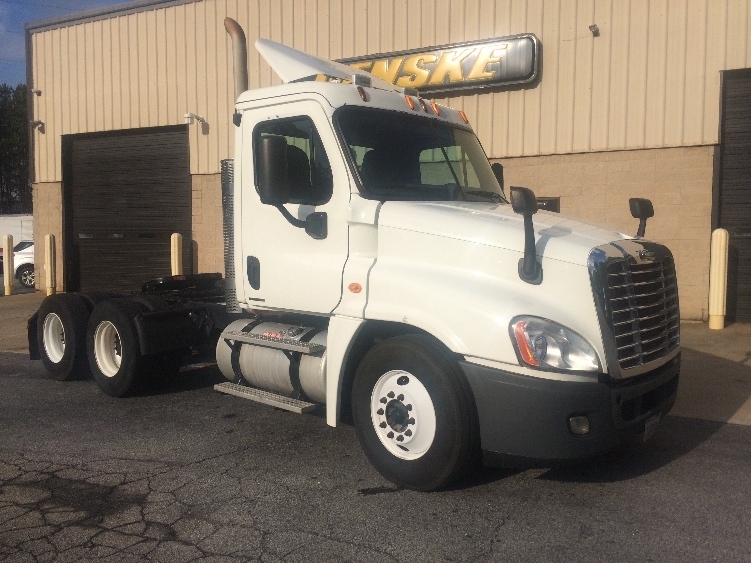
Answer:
[{"xmin": 590, "ymin": 242, "xmax": 680, "ymax": 377}]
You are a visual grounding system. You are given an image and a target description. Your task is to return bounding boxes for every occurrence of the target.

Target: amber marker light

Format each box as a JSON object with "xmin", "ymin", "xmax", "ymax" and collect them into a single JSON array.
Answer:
[
  {"xmin": 459, "ymin": 110, "xmax": 469, "ymax": 123},
  {"xmin": 348, "ymin": 283, "xmax": 363, "ymax": 294},
  {"xmin": 513, "ymin": 321, "xmax": 540, "ymax": 367},
  {"xmin": 357, "ymin": 86, "xmax": 368, "ymax": 101},
  {"xmin": 418, "ymin": 98, "xmax": 429, "ymax": 112},
  {"xmin": 404, "ymin": 95, "xmax": 415, "ymax": 110},
  {"xmin": 430, "ymin": 101, "xmax": 441, "ymax": 115}
]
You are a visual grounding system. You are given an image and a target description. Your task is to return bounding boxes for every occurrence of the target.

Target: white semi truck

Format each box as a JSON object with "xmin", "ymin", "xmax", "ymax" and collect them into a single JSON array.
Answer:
[{"xmin": 29, "ymin": 19, "xmax": 680, "ymax": 491}]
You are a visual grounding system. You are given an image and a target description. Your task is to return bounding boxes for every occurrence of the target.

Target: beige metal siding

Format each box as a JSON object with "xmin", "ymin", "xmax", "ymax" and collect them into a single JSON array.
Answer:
[{"xmin": 30, "ymin": 0, "xmax": 751, "ymax": 182}]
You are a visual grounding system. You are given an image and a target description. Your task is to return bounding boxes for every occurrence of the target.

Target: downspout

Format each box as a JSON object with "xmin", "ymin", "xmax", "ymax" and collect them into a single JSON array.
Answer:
[{"xmin": 224, "ymin": 17, "xmax": 248, "ymax": 100}]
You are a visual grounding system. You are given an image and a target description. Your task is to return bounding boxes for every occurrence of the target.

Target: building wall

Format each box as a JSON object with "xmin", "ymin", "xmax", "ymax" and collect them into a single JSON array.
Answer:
[
  {"xmin": 28, "ymin": 0, "xmax": 746, "ymax": 318},
  {"xmin": 29, "ymin": 0, "xmax": 751, "ymax": 183},
  {"xmin": 31, "ymin": 182, "xmax": 64, "ymax": 292},
  {"xmin": 191, "ymin": 173, "xmax": 223, "ymax": 275},
  {"xmin": 499, "ymin": 145, "xmax": 715, "ymax": 320}
]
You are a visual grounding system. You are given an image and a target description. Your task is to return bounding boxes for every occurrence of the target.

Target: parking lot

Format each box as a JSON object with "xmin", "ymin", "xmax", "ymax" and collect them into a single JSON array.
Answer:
[{"xmin": 1, "ymin": 292, "xmax": 751, "ymax": 561}]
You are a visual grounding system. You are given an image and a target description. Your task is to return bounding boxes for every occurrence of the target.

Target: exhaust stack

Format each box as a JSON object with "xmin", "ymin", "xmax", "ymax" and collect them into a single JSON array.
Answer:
[{"xmin": 224, "ymin": 17, "xmax": 248, "ymax": 100}]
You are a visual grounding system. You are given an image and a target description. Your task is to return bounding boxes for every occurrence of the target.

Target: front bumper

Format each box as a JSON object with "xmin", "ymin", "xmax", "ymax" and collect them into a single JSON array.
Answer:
[{"xmin": 460, "ymin": 353, "xmax": 680, "ymax": 466}]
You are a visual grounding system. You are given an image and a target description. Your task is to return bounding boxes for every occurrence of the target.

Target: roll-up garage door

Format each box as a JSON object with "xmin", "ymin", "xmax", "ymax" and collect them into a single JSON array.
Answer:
[
  {"xmin": 63, "ymin": 126, "xmax": 191, "ymax": 292},
  {"xmin": 719, "ymin": 69, "xmax": 751, "ymax": 322}
]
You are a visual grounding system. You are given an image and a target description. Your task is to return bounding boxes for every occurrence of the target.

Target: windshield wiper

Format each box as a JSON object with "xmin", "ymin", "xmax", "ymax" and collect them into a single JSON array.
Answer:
[{"xmin": 464, "ymin": 190, "xmax": 507, "ymax": 203}]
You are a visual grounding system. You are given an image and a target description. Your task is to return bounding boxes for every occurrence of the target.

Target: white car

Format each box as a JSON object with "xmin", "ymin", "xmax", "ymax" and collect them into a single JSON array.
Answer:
[{"xmin": 0, "ymin": 241, "xmax": 35, "ymax": 288}]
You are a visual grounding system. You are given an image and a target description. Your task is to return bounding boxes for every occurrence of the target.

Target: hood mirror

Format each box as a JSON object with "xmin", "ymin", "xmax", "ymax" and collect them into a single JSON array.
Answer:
[
  {"xmin": 629, "ymin": 198, "xmax": 654, "ymax": 238},
  {"xmin": 511, "ymin": 186, "xmax": 543, "ymax": 285}
]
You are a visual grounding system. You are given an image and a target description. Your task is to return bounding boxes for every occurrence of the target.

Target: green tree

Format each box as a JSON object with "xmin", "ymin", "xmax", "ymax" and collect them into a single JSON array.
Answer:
[{"xmin": 0, "ymin": 84, "xmax": 31, "ymax": 214}]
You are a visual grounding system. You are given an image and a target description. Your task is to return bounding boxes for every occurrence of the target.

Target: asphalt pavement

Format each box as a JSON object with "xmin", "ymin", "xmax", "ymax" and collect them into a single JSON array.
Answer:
[{"xmin": 1, "ymin": 292, "xmax": 750, "ymax": 561}]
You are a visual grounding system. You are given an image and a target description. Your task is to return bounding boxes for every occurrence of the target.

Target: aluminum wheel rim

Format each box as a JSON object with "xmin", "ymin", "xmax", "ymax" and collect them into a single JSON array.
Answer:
[
  {"xmin": 42, "ymin": 313, "xmax": 65, "ymax": 363},
  {"xmin": 20, "ymin": 268, "xmax": 34, "ymax": 287},
  {"xmin": 94, "ymin": 321, "xmax": 122, "ymax": 378},
  {"xmin": 370, "ymin": 370, "xmax": 436, "ymax": 460}
]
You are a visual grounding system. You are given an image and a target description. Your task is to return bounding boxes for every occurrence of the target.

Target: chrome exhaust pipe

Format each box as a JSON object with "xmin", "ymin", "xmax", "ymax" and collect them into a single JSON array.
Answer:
[{"xmin": 224, "ymin": 17, "xmax": 248, "ymax": 99}]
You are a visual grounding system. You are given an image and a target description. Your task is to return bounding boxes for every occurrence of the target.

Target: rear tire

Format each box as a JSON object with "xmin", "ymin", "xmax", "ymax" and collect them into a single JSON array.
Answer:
[
  {"xmin": 87, "ymin": 299, "xmax": 149, "ymax": 397},
  {"xmin": 37, "ymin": 294, "xmax": 91, "ymax": 381},
  {"xmin": 352, "ymin": 335, "xmax": 480, "ymax": 491}
]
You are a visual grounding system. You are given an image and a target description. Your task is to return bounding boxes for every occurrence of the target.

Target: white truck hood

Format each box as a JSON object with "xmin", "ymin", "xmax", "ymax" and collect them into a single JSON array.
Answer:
[{"xmin": 377, "ymin": 201, "xmax": 629, "ymax": 266}]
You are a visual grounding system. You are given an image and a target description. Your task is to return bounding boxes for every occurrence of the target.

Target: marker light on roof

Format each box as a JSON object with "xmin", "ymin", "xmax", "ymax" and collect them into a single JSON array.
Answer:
[
  {"xmin": 430, "ymin": 101, "xmax": 441, "ymax": 115},
  {"xmin": 459, "ymin": 110, "xmax": 469, "ymax": 123},
  {"xmin": 357, "ymin": 86, "xmax": 368, "ymax": 101},
  {"xmin": 405, "ymin": 96, "xmax": 416, "ymax": 110},
  {"xmin": 418, "ymin": 98, "xmax": 429, "ymax": 113}
]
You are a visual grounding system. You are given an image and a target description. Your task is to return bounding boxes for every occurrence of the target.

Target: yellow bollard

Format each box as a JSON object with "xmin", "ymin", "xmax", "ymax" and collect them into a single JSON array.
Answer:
[
  {"xmin": 708, "ymin": 228, "xmax": 729, "ymax": 330},
  {"xmin": 171, "ymin": 233, "xmax": 183, "ymax": 276},
  {"xmin": 45, "ymin": 234, "xmax": 56, "ymax": 296},
  {"xmin": 3, "ymin": 234, "xmax": 13, "ymax": 296}
]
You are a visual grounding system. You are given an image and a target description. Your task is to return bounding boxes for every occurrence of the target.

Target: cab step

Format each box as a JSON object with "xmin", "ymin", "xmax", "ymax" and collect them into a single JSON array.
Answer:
[
  {"xmin": 222, "ymin": 330, "xmax": 325, "ymax": 355},
  {"xmin": 214, "ymin": 382, "xmax": 316, "ymax": 414}
]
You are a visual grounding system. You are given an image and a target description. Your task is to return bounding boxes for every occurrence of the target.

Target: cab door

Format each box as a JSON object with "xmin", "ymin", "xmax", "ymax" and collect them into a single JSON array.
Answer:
[{"xmin": 239, "ymin": 99, "xmax": 350, "ymax": 314}]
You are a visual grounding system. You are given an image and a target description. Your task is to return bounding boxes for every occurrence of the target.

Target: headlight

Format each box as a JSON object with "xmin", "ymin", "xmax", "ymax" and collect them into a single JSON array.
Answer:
[{"xmin": 510, "ymin": 316, "xmax": 601, "ymax": 372}]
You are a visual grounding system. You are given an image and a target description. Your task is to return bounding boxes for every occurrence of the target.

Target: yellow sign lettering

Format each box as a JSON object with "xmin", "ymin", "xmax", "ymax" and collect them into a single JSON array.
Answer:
[
  {"xmin": 467, "ymin": 45, "xmax": 506, "ymax": 81},
  {"xmin": 370, "ymin": 57, "xmax": 405, "ymax": 83},
  {"xmin": 428, "ymin": 48, "xmax": 475, "ymax": 85},
  {"xmin": 396, "ymin": 54, "xmax": 437, "ymax": 88}
]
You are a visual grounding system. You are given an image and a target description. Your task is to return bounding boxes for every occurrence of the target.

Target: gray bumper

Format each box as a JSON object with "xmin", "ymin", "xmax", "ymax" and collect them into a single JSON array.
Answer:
[{"xmin": 460, "ymin": 353, "xmax": 680, "ymax": 466}]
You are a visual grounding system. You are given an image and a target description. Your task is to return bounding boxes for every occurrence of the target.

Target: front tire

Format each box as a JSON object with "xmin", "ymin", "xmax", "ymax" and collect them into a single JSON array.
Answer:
[
  {"xmin": 87, "ymin": 299, "xmax": 149, "ymax": 397},
  {"xmin": 352, "ymin": 335, "xmax": 479, "ymax": 491},
  {"xmin": 37, "ymin": 294, "xmax": 91, "ymax": 381}
]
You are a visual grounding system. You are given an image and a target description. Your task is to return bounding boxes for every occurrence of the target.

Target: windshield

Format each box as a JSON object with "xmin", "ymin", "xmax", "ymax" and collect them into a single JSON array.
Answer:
[{"xmin": 335, "ymin": 107, "xmax": 506, "ymax": 203}]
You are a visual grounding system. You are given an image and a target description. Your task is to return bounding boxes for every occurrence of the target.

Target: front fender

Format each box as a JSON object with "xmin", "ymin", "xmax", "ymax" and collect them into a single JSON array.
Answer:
[{"xmin": 365, "ymin": 229, "xmax": 606, "ymax": 372}]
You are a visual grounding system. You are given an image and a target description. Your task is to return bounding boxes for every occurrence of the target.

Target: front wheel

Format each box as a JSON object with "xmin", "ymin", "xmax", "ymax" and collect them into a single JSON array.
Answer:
[
  {"xmin": 87, "ymin": 299, "xmax": 149, "ymax": 397},
  {"xmin": 352, "ymin": 335, "xmax": 479, "ymax": 491}
]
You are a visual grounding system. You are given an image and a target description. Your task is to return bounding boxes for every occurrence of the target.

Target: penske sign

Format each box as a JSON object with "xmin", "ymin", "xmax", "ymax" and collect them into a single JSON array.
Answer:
[{"xmin": 338, "ymin": 34, "xmax": 540, "ymax": 94}]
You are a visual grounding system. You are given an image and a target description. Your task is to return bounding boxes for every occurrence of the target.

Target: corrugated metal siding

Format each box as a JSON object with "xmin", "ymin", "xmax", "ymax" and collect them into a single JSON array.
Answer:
[
  {"xmin": 718, "ymin": 68, "xmax": 751, "ymax": 321},
  {"xmin": 30, "ymin": 0, "xmax": 751, "ymax": 182}
]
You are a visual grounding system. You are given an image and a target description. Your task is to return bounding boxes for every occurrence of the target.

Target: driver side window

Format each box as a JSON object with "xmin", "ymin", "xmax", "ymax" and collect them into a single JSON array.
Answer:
[{"xmin": 254, "ymin": 116, "xmax": 333, "ymax": 205}]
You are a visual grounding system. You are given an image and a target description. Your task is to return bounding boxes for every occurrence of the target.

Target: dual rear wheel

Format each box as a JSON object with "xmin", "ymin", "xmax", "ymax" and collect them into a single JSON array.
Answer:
[{"xmin": 37, "ymin": 295, "xmax": 182, "ymax": 396}]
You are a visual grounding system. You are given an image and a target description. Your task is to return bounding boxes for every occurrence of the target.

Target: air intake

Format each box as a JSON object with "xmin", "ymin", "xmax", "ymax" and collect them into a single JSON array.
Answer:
[{"xmin": 221, "ymin": 159, "xmax": 240, "ymax": 313}]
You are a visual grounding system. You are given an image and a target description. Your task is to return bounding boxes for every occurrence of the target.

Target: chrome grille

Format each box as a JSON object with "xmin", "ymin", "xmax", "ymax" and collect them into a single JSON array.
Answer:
[{"xmin": 604, "ymin": 257, "xmax": 680, "ymax": 370}]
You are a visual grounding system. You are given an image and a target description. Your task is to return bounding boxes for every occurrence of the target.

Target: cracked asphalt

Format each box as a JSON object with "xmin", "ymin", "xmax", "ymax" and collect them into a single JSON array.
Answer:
[{"xmin": 1, "ymin": 351, "xmax": 751, "ymax": 562}]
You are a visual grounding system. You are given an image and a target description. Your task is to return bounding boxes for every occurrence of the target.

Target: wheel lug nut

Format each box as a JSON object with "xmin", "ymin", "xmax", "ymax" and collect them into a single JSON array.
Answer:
[
  {"xmin": 396, "ymin": 435, "xmax": 404, "ymax": 442},
  {"xmin": 408, "ymin": 418, "xmax": 415, "ymax": 425},
  {"xmin": 377, "ymin": 408, "xmax": 384, "ymax": 416},
  {"xmin": 405, "ymin": 430, "xmax": 412, "ymax": 437},
  {"xmin": 397, "ymin": 394, "xmax": 404, "ymax": 401},
  {"xmin": 379, "ymin": 422, "xmax": 387, "ymax": 428},
  {"xmin": 387, "ymin": 431, "xmax": 394, "ymax": 439},
  {"xmin": 380, "ymin": 397, "xmax": 387, "ymax": 404},
  {"xmin": 406, "ymin": 404, "xmax": 412, "ymax": 411},
  {"xmin": 387, "ymin": 391, "xmax": 395, "ymax": 398}
]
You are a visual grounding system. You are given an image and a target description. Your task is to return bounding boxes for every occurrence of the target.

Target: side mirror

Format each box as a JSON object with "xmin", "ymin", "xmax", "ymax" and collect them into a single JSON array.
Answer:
[
  {"xmin": 510, "ymin": 186, "xmax": 542, "ymax": 285},
  {"xmin": 511, "ymin": 185, "xmax": 538, "ymax": 215},
  {"xmin": 491, "ymin": 162, "xmax": 505, "ymax": 198},
  {"xmin": 629, "ymin": 198, "xmax": 654, "ymax": 238},
  {"xmin": 257, "ymin": 135, "xmax": 290, "ymax": 205}
]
